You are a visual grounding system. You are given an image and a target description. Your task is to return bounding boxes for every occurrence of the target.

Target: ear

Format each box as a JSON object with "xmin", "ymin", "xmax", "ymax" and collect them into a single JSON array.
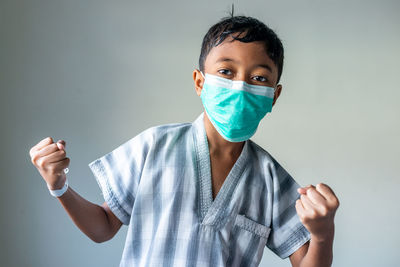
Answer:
[
  {"xmin": 272, "ymin": 84, "xmax": 282, "ymax": 106},
  {"xmin": 193, "ymin": 69, "xmax": 204, "ymax": 97}
]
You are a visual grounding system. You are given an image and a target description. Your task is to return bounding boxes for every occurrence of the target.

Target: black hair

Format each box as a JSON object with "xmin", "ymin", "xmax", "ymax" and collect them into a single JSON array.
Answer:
[{"xmin": 198, "ymin": 11, "xmax": 284, "ymax": 83}]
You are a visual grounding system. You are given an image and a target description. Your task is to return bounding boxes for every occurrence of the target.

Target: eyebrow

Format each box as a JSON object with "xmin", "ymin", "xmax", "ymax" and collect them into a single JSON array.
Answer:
[{"xmin": 215, "ymin": 57, "xmax": 273, "ymax": 73}]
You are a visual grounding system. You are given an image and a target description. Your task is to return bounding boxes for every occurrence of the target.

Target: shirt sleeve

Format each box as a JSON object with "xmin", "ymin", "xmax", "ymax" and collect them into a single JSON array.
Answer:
[
  {"xmin": 265, "ymin": 158, "xmax": 311, "ymax": 259},
  {"xmin": 88, "ymin": 130, "xmax": 152, "ymax": 225}
]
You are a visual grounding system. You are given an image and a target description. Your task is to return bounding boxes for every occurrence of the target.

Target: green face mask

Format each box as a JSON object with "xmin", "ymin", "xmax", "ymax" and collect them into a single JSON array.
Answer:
[{"xmin": 200, "ymin": 72, "xmax": 276, "ymax": 142}]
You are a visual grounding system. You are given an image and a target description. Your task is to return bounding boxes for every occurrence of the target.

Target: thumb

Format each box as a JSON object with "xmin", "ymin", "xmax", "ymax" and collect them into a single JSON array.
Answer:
[
  {"xmin": 297, "ymin": 184, "xmax": 315, "ymax": 195},
  {"xmin": 56, "ymin": 140, "xmax": 66, "ymax": 150}
]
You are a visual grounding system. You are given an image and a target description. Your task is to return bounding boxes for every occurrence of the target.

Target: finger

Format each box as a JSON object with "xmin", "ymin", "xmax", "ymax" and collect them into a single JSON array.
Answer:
[
  {"xmin": 300, "ymin": 194, "xmax": 316, "ymax": 211},
  {"xmin": 57, "ymin": 140, "xmax": 66, "ymax": 146},
  {"xmin": 295, "ymin": 199, "xmax": 306, "ymax": 222},
  {"xmin": 56, "ymin": 140, "xmax": 66, "ymax": 150},
  {"xmin": 295, "ymin": 199, "xmax": 306, "ymax": 215},
  {"xmin": 30, "ymin": 137, "xmax": 53, "ymax": 155},
  {"xmin": 31, "ymin": 143, "xmax": 59, "ymax": 165},
  {"xmin": 298, "ymin": 188, "xmax": 307, "ymax": 195},
  {"xmin": 306, "ymin": 187, "xmax": 327, "ymax": 205},
  {"xmin": 39, "ymin": 150, "xmax": 67, "ymax": 165},
  {"xmin": 35, "ymin": 143, "xmax": 59, "ymax": 158},
  {"xmin": 56, "ymin": 142, "xmax": 64, "ymax": 150},
  {"xmin": 298, "ymin": 184, "xmax": 315, "ymax": 195},
  {"xmin": 316, "ymin": 183, "xmax": 338, "ymax": 203}
]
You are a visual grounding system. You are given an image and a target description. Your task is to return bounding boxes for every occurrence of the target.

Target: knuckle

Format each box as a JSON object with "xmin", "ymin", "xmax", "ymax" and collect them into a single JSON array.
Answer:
[
  {"xmin": 37, "ymin": 159, "xmax": 45, "ymax": 168},
  {"xmin": 333, "ymin": 198, "xmax": 340, "ymax": 208},
  {"xmin": 316, "ymin": 183, "xmax": 326, "ymax": 190},
  {"xmin": 320, "ymin": 207, "xmax": 328, "ymax": 216},
  {"xmin": 307, "ymin": 187, "xmax": 316, "ymax": 194},
  {"xmin": 309, "ymin": 210, "xmax": 317, "ymax": 219},
  {"xmin": 47, "ymin": 164, "xmax": 55, "ymax": 171},
  {"xmin": 31, "ymin": 153, "xmax": 37, "ymax": 162}
]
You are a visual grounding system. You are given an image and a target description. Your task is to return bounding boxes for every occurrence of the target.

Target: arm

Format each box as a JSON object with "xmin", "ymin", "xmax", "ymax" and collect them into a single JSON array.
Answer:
[
  {"xmin": 57, "ymin": 187, "xmax": 123, "ymax": 243},
  {"xmin": 289, "ymin": 235, "xmax": 333, "ymax": 267},
  {"xmin": 289, "ymin": 183, "xmax": 339, "ymax": 267},
  {"xmin": 30, "ymin": 137, "xmax": 122, "ymax": 243}
]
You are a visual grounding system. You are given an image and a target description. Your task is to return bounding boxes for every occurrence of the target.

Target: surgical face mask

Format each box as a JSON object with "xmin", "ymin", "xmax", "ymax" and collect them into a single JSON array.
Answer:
[{"xmin": 200, "ymin": 71, "xmax": 276, "ymax": 142}]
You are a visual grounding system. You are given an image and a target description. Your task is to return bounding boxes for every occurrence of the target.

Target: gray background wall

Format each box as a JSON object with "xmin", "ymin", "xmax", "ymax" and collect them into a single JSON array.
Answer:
[{"xmin": 1, "ymin": 0, "xmax": 399, "ymax": 266}]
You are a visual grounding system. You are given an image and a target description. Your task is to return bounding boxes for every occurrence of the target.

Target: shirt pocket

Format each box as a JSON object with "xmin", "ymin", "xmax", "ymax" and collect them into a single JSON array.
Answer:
[
  {"xmin": 234, "ymin": 214, "xmax": 271, "ymax": 239},
  {"xmin": 224, "ymin": 214, "xmax": 271, "ymax": 266}
]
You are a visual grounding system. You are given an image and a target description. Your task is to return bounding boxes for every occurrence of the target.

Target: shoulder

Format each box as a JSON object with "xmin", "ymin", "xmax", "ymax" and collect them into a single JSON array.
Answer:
[
  {"xmin": 247, "ymin": 139, "xmax": 293, "ymax": 182},
  {"xmin": 247, "ymin": 139, "xmax": 280, "ymax": 169},
  {"xmin": 141, "ymin": 121, "xmax": 192, "ymax": 141},
  {"xmin": 124, "ymin": 120, "xmax": 193, "ymax": 149},
  {"xmin": 146, "ymin": 121, "xmax": 192, "ymax": 136}
]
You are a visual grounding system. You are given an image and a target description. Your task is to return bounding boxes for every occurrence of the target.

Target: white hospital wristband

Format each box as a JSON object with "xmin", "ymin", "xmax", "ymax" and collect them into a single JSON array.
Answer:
[{"xmin": 47, "ymin": 178, "xmax": 69, "ymax": 197}]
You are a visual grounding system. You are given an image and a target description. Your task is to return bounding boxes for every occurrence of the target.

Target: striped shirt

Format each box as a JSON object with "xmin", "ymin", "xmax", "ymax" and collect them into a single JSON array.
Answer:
[{"xmin": 88, "ymin": 112, "xmax": 310, "ymax": 267}]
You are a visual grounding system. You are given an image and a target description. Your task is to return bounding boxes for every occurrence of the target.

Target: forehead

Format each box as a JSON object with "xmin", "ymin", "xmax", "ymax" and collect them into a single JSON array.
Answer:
[{"xmin": 204, "ymin": 35, "xmax": 278, "ymax": 77}]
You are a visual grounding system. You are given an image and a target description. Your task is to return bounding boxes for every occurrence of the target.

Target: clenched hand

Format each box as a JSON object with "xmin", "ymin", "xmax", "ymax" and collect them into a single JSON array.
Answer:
[
  {"xmin": 295, "ymin": 183, "xmax": 340, "ymax": 242},
  {"xmin": 29, "ymin": 137, "xmax": 70, "ymax": 190}
]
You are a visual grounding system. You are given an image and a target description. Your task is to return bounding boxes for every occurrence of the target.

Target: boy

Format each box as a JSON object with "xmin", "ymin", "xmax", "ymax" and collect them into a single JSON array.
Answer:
[{"xmin": 29, "ymin": 15, "xmax": 339, "ymax": 267}]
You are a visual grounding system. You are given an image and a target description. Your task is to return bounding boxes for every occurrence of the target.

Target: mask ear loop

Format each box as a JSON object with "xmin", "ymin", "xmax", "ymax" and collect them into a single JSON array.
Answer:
[{"xmin": 200, "ymin": 70, "xmax": 205, "ymax": 79}]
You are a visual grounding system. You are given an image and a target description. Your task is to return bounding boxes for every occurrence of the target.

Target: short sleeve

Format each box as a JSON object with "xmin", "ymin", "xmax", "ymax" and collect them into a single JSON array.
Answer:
[
  {"xmin": 88, "ymin": 130, "xmax": 152, "ymax": 225},
  {"xmin": 265, "ymin": 159, "xmax": 311, "ymax": 259}
]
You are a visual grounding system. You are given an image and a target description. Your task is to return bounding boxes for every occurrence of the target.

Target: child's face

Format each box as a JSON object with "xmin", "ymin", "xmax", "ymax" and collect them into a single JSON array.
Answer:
[{"xmin": 193, "ymin": 34, "xmax": 282, "ymax": 106}]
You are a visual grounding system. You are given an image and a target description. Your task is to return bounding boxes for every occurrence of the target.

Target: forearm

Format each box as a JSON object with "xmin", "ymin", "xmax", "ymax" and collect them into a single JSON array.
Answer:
[
  {"xmin": 299, "ymin": 233, "xmax": 334, "ymax": 267},
  {"xmin": 56, "ymin": 186, "xmax": 111, "ymax": 243},
  {"xmin": 295, "ymin": 183, "xmax": 339, "ymax": 267}
]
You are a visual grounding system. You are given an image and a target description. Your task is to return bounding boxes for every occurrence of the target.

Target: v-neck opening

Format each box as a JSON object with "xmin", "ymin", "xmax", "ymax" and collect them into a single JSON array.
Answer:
[
  {"xmin": 209, "ymin": 142, "xmax": 245, "ymax": 201},
  {"xmin": 192, "ymin": 112, "xmax": 249, "ymax": 226}
]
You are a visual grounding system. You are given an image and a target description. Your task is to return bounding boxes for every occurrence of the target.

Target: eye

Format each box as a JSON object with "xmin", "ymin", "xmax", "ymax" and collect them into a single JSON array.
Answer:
[
  {"xmin": 252, "ymin": 76, "xmax": 268, "ymax": 82},
  {"xmin": 218, "ymin": 69, "xmax": 232, "ymax": 76}
]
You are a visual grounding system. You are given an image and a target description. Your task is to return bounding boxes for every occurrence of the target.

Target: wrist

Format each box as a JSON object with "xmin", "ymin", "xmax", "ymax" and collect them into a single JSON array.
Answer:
[
  {"xmin": 47, "ymin": 177, "xmax": 69, "ymax": 197},
  {"xmin": 310, "ymin": 229, "xmax": 334, "ymax": 243},
  {"xmin": 48, "ymin": 174, "xmax": 67, "ymax": 190}
]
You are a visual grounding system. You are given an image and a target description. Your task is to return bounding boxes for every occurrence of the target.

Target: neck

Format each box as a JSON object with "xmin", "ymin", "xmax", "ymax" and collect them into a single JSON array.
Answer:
[{"xmin": 203, "ymin": 112, "xmax": 245, "ymax": 158}]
